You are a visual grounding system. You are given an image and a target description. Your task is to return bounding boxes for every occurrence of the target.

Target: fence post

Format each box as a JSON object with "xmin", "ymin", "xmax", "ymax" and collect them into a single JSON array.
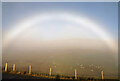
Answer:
[
  {"xmin": 75, "ymin": 69, "xmax": 77, "ymax": 79},
  {"xmin": 29, "ymin": 64, "xmax": 32, "ymax": 75},
  {"xmin": 101, "ymin": 70, "xmax": 104, "ymax": 80},
  {"xmin": 5, "ymin": 62, "xmax": 8, "ymax": 72},
  {"xmin": 49, "ymin": 67, "xmax": 52, "ymax": 76},
  {"xmin": 13, "ymin": 64, "xmax": 15, "ymax": 72}
]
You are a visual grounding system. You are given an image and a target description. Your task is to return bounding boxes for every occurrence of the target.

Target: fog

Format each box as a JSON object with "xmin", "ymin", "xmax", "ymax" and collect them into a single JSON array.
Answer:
[{"xmin": 2, "ymin": 39, "xmax": 118, "ymax": 77}]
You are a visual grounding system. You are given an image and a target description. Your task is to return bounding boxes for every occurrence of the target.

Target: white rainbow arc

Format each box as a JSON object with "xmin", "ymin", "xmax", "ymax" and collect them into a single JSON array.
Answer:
[{"xmin": 4, "ymin": 13, "xmax": 117, "ymax": 52}]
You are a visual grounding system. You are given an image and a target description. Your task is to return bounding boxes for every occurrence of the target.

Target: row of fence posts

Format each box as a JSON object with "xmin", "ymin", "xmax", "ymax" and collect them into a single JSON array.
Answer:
[{"xmin": 4, "ymin": 62, "xmax": 104, "ymax": 80}]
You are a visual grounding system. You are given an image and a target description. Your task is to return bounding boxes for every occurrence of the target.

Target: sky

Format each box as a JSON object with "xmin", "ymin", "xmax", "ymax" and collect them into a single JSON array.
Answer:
[
  {"xmin": 2, "ymin": 2, "xmax": 118, "ymax": 39},
  {"xmin": 2, "ymin": 2, "xmax": 118, "ymax": 53},
  {"xmin": 2, "ymin": 2, "xmax": 118, "ymax": 77}
]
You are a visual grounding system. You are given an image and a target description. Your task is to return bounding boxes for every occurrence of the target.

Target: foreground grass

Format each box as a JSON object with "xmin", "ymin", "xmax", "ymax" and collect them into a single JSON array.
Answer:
[{"xmin": 2, "ymin": 71, "xmax": 119, "ymax": 81}]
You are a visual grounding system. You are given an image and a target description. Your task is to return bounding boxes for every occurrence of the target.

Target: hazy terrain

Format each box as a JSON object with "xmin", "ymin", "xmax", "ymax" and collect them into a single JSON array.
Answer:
[{"xmin": 2, "ymin": 39, "xmax": 118, "ymax": 78}]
